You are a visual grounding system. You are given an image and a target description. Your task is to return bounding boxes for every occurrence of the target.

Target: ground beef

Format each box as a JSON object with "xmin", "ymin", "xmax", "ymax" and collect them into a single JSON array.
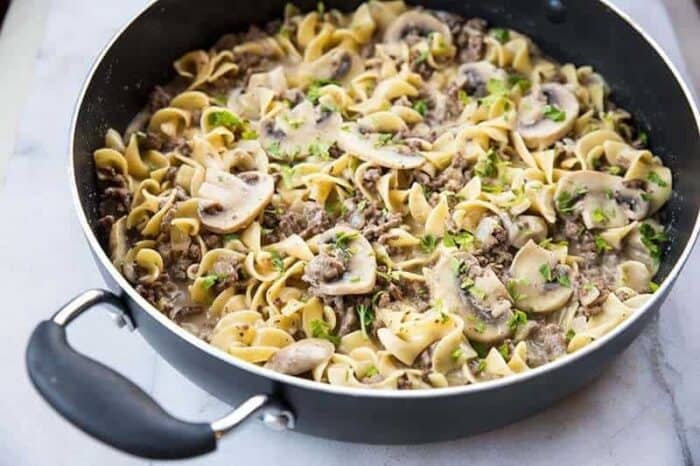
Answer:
[
  {"xmin": 147, "ymin": 86, "xmax": 173, "ymax": 113},
  {"xmin": 134, "ymin": 273, "xmax": 180, "ymax": 315},
  {"xmin": 355, "ymin": 202, "xmax": 404, "ymax": 241},
  {"xmin": 526, "ymin": 323, "xmax": 567, "ymax": 367},
  {"xmin": 415, "ymin": 154, "xmax": 471, "ymax": 193},
  {"xmin": 264, "ymin": 202, "xmax": 334, "ymax": 243},
  {"xmin": 302, "ymin": 252, "xmax": 346, "ymax": 287},
  {"xmin": 96, "ymin": 167, "xmax": 131, "ymax": 220},
  {"xmin": 361, "ymin": 167, "xmax": 383, "ymax": 190}
]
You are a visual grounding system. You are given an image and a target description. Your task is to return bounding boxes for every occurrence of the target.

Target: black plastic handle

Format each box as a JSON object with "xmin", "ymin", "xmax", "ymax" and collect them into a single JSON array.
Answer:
[{"xmin": 25, "ymin": 290, "xmax": 216, "ymax": 459}]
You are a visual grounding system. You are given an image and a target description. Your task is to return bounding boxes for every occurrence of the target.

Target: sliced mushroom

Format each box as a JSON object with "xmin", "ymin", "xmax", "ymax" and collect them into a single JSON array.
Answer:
[
  {"xmin": 336, "ymin": 124, "xmax": 424, "ymax": 169},
  {"xmin": 427, "ymin": 252, "xmax": 513, "ymax": 343},
  {"xmin": 554, "ymin": 170, "xmax": 649, "ymax": 229},
  {"xmin": 259, "ymin": 100, "xmax": 342, "ymax": 161},
  {"xmin": 264, "ymin": 338, "xmax": 334, "ymax": 375},
  {"xmin": 197, "ymin": 169, "xmax": 274, "ymax": 233},
  {"xmin": 509, "ymin": 240, "xmax": 573, "ymax": 313},
  {"xmin": 517, "ymin": 83, "xmax": 579, "ymax": 149},
  {"xmin": 306, "ymin": 226, "xmax": 377, "ymax": 295},
  {"xmin": 501, "ymin": 214, "xmax": 548, "ymax": 248},
  {"xmin": 455, "ymin": 61, "xmax": 507, "ymax": 98},
  {"xmin": 310, "ymin": 48, "xmax": 364, "ymax": 83},
  {"xmin": 383, "ymin": 9, "xmax": 452, "ymax": 44},
  {"xmin": 109, "ymin": 216, "xmax": 129, "ymax": 265}
]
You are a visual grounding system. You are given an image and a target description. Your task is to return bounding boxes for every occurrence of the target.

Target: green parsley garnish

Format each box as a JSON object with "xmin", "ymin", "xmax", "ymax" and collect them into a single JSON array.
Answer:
[
  {"xmin": 639, "ymin": 223, "xmax": 669, "ymax": 263},
  {"xmin": 223, "ymin": 233, "xmax": 240, "ymax": 243},
  {"xmin": 270, "ymin": 250, "xmax": 285, "ymax": 272},
  {"xmin": 415, "ymin": 50, "xmax": 429, "ymax": 64},
  {"xmin": 241, "ymin": 127, "xmax": 258, "ymax": 140},
  {"xmin": 208, "ymin": 111, "xmax": 242, "ymax": 130},
  {"xmin": 647, "ymin": 171, "xmax": 668, "ymax": 187},
  {"xmin": 375, "ymin": 132, "xmax": 394, "ymax": 147},
  {"xmin": 334, "ymin": 231, "xmax": 358, "ymax": 251},
  {"xmin": 280, "ymin": 165, "xmax": 295, "ymax": 188},
  {"xmin": 470, "ymin": 341, "xmax": 489, "ymax": 358},
  {"xmin": 607, "ymin": 166, "xmax": 622, "ymax": 175},
  {"xmin": 413, "ymin": 99, "xmax": 428, "ymax": 117},
  {"xmin": 557, "ymin": 274, "xmax": 571, "ymax": 288},
  {"xmin": 451, "ymin": 348, "xmax": 464, "ymax": 361},
  {"xmin": 491, "ymin": 28, "xmax": 510, "ymax": 43},
  {"xmin": 507, "ymin": 74, "xmax": 531, "ymax": 93},
  {"xmin": 443, "ymin": 230, "xmax": 475, "ymax": 250},
  {"xmin": 592, "ymin": 207, "xmax": 609, "ymax": 224},
  {"xmin": 539, "ymin": 263, "xmax": 553, "ymax": 282},
  {"xmin": 365, "ymin": 366, "xmax": 379, "ymax": 377},
  {"xmin": 507, "ymin": 310, "xmax": 528, "ymax": 331},
  {"xmin": 566, "ymin": 329, "xmax": 576, "ymax": 342},
  {"xmin": 486, "ymin": 79, "xmax": 507, "ymax": 95},
  {"xmin": 420, "ymin": 234, "xmax": 438, "ymax": 253},
  {"xmin": 306, "ymin": 78, "xmax": 339, "ymax": 103},
  {"xmin": 201, "ymin": 274, "xmax": 226, "ymax": 290},
  {"xmin": 474, "ymin": 149, "xmax": 500, "ymax": 178},
  {"xmin": 638, "ymin": 131, "xmax": 649, "ymax": 146},
  {"xmin": 475, "ymin": 359, "xmax": 487, "ymax": 373},
  {"xmin": 458, "ymin": 89, "xmax": 470, "ymax": 106},
  {"xmin": 543, "ymin": 104, "xmax": 566, "ymax": 122},
  {"xmin": 498, "ymin": 343, "xmax": 510, "ymax": 360},
  {"xmin": 468, "ymin": 286, "xmax": 487, "ymax": 300},
  {"xmin": 266, "ymin": 141, "xmax": 284, "ymax": 159},
  {"xmin": 356, "ymin": 304, "xmax": 375, "ymax": 338},
  {"xmin": 594, "ymin": 235, "xmax": 613, "ymax": 253},
  {"xmin": 506, "ymin": 279, "xmax": 526, "ymax": 302},
  {"xmin": 649, "ymin": 281, "xmax": 660, "ymax": 292},
  {"xmin": 555, "ymin": 191, "xmax": 578, "ymax": 214},
  {"xmin": 317, "ymin": 1, "xmax": 325, "ymax": 15},
  {"xmin": 310, "ymin": 319, "xmax": 340, "ymax": 345},
  {"xmin": 309, "ymin": 140, "xmax": 331, "ymax": 160}
]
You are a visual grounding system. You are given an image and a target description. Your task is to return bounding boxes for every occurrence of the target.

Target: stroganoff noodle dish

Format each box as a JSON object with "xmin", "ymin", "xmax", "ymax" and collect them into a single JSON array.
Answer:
[{"xmin": 94, "ymin": 1, "xmax": 672, "ymax": 389}]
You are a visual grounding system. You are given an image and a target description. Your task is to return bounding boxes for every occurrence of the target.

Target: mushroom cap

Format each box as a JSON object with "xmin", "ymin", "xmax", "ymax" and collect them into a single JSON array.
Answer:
[
  {"xmin": 509, "ymin": 240, "xmax": 573, "ymax": 313},
  {"xmin": 308, "ymin": 226, "xmax": 377, "ymax": 296},
  {"xmin": 554, "ymin": 170, "xmax": 649, "ymax": 229},
  {"xmin": 197, "ymin": 169, "xmax": 274, "ymax": 234},
  {"xmin": 427, "ymin": 252, "xmax": 513, "ymax": 343},
  {"xmin": 383, "ymin": 9, "xmax": 452, "ymax": 44},
  {"xmin": 455, "ymin": 61, "xmax": 507, "ymax": 98},
  {"xmin": 502, "ymin": 214, "xmax": 548, "ymax": 248},
  {"xmin": 310, "ymin": 48, "xmax": 364, "ymax": 83},
  {"xmin": 264, "ymin": 338, "xmax": 334, "ymax": 375},
  {"xmin": 335, "ymin": 124, "xmax": 424, "ymax": 169},
  {"xmin": 517, "ymin": 83, "xmax": 579, "ymax": 149},
  {"xmin": 259, "ymin": 100, "xmax": 342, "ymax": 161}
]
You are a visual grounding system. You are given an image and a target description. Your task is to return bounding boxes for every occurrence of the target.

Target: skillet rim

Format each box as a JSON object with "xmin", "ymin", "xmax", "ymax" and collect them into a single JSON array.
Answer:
[{"xmin": 69, "ymin": 0, "xmax": 700, "ymax": 399}]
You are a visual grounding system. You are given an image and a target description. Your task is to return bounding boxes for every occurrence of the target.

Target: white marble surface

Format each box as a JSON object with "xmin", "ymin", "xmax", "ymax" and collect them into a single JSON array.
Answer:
[{"xmin": 0, "ymin": 1, "xmax": 698, "ymax": 465}]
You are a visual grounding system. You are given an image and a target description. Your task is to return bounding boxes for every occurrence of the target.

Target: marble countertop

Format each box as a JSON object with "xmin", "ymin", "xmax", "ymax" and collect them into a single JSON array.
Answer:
[{"xmin": 0, "ymin": 1, "xmax": 697, "ymax": 465}]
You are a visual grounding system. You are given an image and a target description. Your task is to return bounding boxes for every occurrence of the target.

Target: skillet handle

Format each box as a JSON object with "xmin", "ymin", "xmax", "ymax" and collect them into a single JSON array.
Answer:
[{"xmin": 25, "ymin": 289, "xmax": 294, "ymax": 460}]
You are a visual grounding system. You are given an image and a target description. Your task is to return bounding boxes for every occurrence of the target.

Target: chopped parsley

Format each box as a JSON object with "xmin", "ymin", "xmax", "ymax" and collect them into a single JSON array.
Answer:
[
  {"xmin": 334, "ymin": 231, "xmax": 358, "ymax": 251},
  {"xmin": 241, "ymin": 127, "xmax": 258, "ymax": 140},
  {"xmin": 443, "ymin": 230, "xmax": 475, "ymax": 250},
  {"xmin": 647, "ymin": 171, "xmax": 668, "ymax": 187},
  {"xmin": 491, "ymin": 28, "xmax": 510, "ymax": 43},
  {"xmin": 468, "ymin": 286, "xmax": 487, "ymax": 300},
  {"xmin": 265, "ymin": 141, "xmax": 284, "ymax": 159},
  {"xmin": 356, "ymin": 304, "xmax": 375, "ymax": 338},
  {"xmin": 420, "ymin": 234, "xmax": 438, "ymax": 253},
  {"xmin": 607, "ymin": 166, "xmax": 622, "ymax": 175},
  {"xmin": 638, "ymin": 131, "xmax": 649, "ymax": 147},
  {"xmin": 475, "ymin": 359, "xmax": 487, "ymax": 373},
  {"xmin": 270, "ymin": 250, "xmax": 285, "ymax": 272},
  {"xmin": 316, "ymin": 1, "xmax": 325, "ymax": 15},
  {"xmin": 375, "ymin": 132, "xmax": 394, "ymax": 147},
  {"xmin": 498, "ymin": 343, "xmax": 511, "ymax": 360},
  {"xmin": 649, "ymin": 281, "xmax": 660, "ymax": 293},
  {"xmin": 415, "ymin": 49, "xmax": 429, "ymax": 64},
  {"xmin": 324, "ymin": 199, "xmax": 347, "ymax": 217},
  {"xmin": 474, "ymin": 149, "xmax": 500, "ymax": 178},
  {"xmin": 223, "ymin": 233, "xmax": 240, "ymax": 243},
  {"xmin": 507, "ymin": 74, "xmax": 531, "ymax": 93},
  {"xmin": 280, "ymin": 165, "xmax": 295, "ymax": 188},
  {"xmin": 306, "ymin": 78, "xmax": 339, "ymax": 103},
  {"xmin": 543, "ymin": 104, "xmax": 566, "ymax": 122},
  {"xmin": 507, "ymin": 310, "xmax": 528, "ymax": 331},
  {"xmin": 592, "ymin": 207, "xmax": 609, "ymax": 224},
  {"xmin": 470, "ymin": 340, "xmax": 489, "ymax": 359},
  {"xmin": 310, "ymin": 319, "xmax": 340, "ymax": 345},
  {"xmin": 413, "ymin": 99, "xmax": 428, "ymax": 117},
  {"xmin": 566, "ymin": 329, "xmax": 576, "ymax": 342},
  {"xmin": 458, "ymin": 89, "xmax": 470, "ymax": 105},
  {"xmin": 309, "ymin": 140, "xmax": 331, "ymax": 160},
  {"xmin": 365, "ymin": 366, "xmax": 379, "ymax": 377},
  {"xmin": 201, "ymin": 273, "xmax": 227, "ymax": 290},
  {"xmin": 556, "ymin": 190, "xmax": 577, "ymax": 214},
  {"xmin": 594, "ymin": 235, "xmax": 613, "ymax": 253},
  {"xmin": 506, "ymin": 279, "xmax": 526, "ymax": 302},
  {"xmin": 208, "ymin": 111, "xmax": 242, "ymax": 130},
  {"xmin": 539, "ymin": 263, "xmax": 553, "ymax": 282},
  {"xmin": 557, "ymin": 274, "xmax": 571, "ymax": 288},
  {"xmin": 451, "ymin": 348, "xmax": 464, "ymax": 361},
  {"xmin": 486, "ymin": 78, "xmax": 508, "ymax": 95},
  {"xmin": 460, "ymin": 276, "xmax": 475, "ymax": 290},
  {"xmin": 639, "ymin": 223, "xmax": 669, "ymax": 263}
]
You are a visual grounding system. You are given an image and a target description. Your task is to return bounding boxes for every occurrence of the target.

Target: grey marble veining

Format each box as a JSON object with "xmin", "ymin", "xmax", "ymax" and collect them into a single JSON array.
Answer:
[{"xmin": 0, "ymin": 1, "xmax": 697, "ymax": 465}]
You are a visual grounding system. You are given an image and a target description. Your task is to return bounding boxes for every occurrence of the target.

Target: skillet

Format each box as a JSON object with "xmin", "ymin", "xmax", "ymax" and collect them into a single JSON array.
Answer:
[{"xmin": 25, "ymin": 0, "xmax": 700, "ymax": 459}]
